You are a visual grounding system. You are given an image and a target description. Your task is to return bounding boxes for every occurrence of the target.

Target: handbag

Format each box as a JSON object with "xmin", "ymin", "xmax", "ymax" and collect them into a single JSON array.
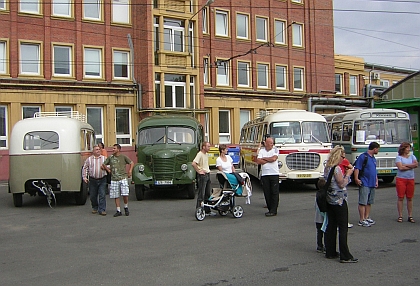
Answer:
[{"xmin": 316, "ymin": 166, "xmax": 336, "ymax": 212}]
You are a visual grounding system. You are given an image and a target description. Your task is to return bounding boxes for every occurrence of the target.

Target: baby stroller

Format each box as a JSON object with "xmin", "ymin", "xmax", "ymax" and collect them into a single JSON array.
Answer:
[{"xmin": 195, "ymin": 171, "xmax": 245, "ymax": 221}]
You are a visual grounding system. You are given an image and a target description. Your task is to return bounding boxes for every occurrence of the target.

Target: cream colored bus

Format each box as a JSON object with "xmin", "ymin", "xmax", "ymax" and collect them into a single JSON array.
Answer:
[{"xmin": 8, "ymin": 112, "xmax": 95, "ymax": 207}]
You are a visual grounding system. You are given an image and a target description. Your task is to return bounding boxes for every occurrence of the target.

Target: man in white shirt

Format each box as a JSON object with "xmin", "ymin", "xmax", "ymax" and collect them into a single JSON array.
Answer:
[{"xmin": 256, "ymin": 137, "xmax": 280, "ymax": 216}]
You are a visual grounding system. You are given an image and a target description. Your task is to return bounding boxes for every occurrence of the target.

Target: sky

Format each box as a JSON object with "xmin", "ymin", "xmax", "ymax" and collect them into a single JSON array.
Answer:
[{"xmin": 333, "ymin": 0, "xmax": 420, "ymax": 70}]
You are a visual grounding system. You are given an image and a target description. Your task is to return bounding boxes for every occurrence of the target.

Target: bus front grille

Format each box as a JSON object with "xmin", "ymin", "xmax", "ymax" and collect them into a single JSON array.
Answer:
[
  {"xmin": 377, "ymin": 158, "xmax": 395, "ymax": 168},
  {"xmin": 286, "ymin": 153, "xmax": 321, "ymax": 170}
]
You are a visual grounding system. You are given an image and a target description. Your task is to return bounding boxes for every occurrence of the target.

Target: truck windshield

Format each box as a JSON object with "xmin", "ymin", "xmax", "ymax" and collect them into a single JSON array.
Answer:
[{"xmin": 138, "ymin": 127, "xmax": 195, "ymax": 145}]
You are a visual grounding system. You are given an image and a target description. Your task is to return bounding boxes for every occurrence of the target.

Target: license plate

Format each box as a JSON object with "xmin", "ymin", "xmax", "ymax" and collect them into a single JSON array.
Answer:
[
  {"xmin": 155, "ymin": 180, "xmax": 173, "ymax": 185},
  {"xmin": 378, "ymin": 169, "xmax": 392, "ymax": 174},
  {"xmin": 297, "ymin": 174, "xmax": 312, "ymax": 178}
]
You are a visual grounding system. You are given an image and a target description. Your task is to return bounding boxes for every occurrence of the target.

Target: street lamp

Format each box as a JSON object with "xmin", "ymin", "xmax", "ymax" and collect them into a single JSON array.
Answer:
[{"xmin": 189, "ymin": 0, "xmax": 214, "ymax": 20}]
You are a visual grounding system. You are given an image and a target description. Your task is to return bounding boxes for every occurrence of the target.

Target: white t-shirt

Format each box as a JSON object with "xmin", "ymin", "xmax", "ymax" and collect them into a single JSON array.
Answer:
[
  {"xmin": 216, "ymin": 155, "xmax": 234, "ymax": 173},
  {"xmin": 257, "ymin": 147, "xmax": 279, "ymax": 176}
]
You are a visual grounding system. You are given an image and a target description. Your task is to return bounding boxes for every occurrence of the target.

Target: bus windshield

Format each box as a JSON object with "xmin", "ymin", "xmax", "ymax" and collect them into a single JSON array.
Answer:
[
  {"xmin": 353, "ymin": 119, "xmax": 410, "ymax": 144},
  {"xmin": 269, "ymin": 121, "xmax": 330, "ymax": 144},
  {"xmin": 138, "ymin": 127, "xmax": 195, "ymax": 145}
]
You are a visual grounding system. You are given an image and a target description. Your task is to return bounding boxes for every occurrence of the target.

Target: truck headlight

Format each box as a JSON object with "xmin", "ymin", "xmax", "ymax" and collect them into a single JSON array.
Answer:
[
  {"xmin": 181, "ymin": 164, "xmax": 188, "ymax": 171},
  {"xmin": 138, "ymin": 164, "xmax": 145, "ymax": 172},
  {"xmin": 278, "ymin": 161, "xmax": 283, "ymax": 168}
]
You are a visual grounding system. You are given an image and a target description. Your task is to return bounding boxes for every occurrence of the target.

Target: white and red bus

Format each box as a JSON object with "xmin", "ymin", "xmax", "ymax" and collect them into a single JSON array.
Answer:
[{"xmin": 239, "ymin": 110, "xmax": 331, "ymax": 186}]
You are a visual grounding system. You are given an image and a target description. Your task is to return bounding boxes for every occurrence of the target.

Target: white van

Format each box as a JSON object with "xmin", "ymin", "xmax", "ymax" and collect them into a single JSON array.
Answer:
[{"xmin": 8, "ymin": 112, "xmax": 95, "ymax": 207}]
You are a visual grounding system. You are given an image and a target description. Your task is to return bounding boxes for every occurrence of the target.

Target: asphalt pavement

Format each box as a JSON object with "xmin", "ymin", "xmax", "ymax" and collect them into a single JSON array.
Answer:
[{"xmin": 0, "ymin": 168, "xmax": 419, "ymax": 286}]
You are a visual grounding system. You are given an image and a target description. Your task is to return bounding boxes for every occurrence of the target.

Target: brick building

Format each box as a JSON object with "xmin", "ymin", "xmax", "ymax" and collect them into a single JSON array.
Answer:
[{"xmin": 0, "ymin": 0, "xmax": 335, "ymax": 180}]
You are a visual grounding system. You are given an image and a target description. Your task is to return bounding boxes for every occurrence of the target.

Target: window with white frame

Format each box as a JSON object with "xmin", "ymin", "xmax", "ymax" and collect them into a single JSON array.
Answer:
[
  {"xmin": 112, "ymin": 0, "xmax": 129, "ymax": 24},
  {"xmin": 274, "ymin": 20, "xmax": 286, "ymax": 44},
  {"xmin": 350, "ymin": 75, "xmax": 358, "ymax": 95},
  {"xmin": 0, "ymin": 106, "xmax": 7, "ymax": 148},
  {"xmin": 52, "ymin": 0, "xmax": 71, "ymax": 17},
  {"xmin": 292, "ymin": 0, "xmax": 303, "ymax": 3},
  {"xmin": 22, "ymin": 106, "xmax": 40, "ymax": 119},
  {"xmin": 380, "ymin": 79, "xmax": 390, "ymax": 88},
  {"xmin": 53, "ymin": 45, "xmax": 72, "ymax": 77},
  {"xmin": 292, "ymin": 23, "xmax": 303, "ymax": 47},
  {"xmin": 164, "ymin": 74, "xmax": 186, "ymax": 108},
  {"xmin": 335, "ymin": 74, "xmax": 342, "ymax": 94},
  {"xmin": 113, "ymin": 50, "xmax": 130, "ymax": 79},
  {"xmin": 202, "ymin": 8, "xmax": 208, "ymax": 34},
  {"xmin": 293, "ymin": 67, "xmax": 304, "ymax": 91},
  {"xmin": 257, "ymin": 63, "xmax": 269, "ymax": 88},
  {"xmin": 87, "ymin": 107, "xmax": 104, "ymax": 144},
  {"xmin": 215, "ymin": 10, "xmax": 228, "ymax": 37},
  {"xmin": 83, "ymin": 0, "xmax": 101, "ymax": 21},
  {"xmin": 0, "ymin": 0, "xmax": 6, "ymax": 10},
  {"xmin": 237, "ymin": 61, "xmax": 250, "ymax": 87},
  {"xmin": 20, "ymin": 0, "xmax": 40, "ymax": 14},
  {"xmin": 0, "ymin": 41, "xmax": 6, "ymax": 74},
  {"xmin": 55, "ymin": 106, "xmax": 72, "ymax": 114},
  {"xmin": 115, "ymin": 107, "xmax": 131, "ymax": 145},
  {"xmin": 217, "ymin": 60, "xmax": 229, "ymax": 86},
  {"xmin": 163, "ymin": 18, "xmax": 185, "ymax": 52},
  {"xmin": 203, "ymin": 58, "xmax": 209, "ymax": 85},
  {"xmin": 219, "ymin": 110, "xmax": 231, "ymax": 143},
  {"xmin": 84, "ymin": 47, "xmax": 102, "ymax": 78},
  {"xmin": 236, "ymin": 13, "xmax": 249, "ymax": 39},
  {"xmin": 20, "ymin": 43, "xmax": 41, "ymax": 75},
  {"xmin": 276, "ymin": 65, "xmax": 286, "ymax": 89},
  {"xmin": 240, "ymin": 110, "xmax": 250, "ymax": 132},
  {"xmin": 189, "ymin": 77, "xmax": 195, "ymax": 109},
  {"xmin": 256, "ymin": 17, "xmax": 267, "ymax": 42}
]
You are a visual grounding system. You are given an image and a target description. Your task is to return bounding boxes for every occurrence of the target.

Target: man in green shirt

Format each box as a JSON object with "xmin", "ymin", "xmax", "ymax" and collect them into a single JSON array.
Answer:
[{"xmin": 103, "ymin": 144, "xmax": 134, "ymax": 217}]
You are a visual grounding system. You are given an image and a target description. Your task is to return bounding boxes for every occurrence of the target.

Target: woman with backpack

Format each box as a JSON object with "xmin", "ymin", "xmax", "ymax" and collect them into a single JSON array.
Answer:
[{"xmin": 324, "ymin": 146, "xmax": 358, "ymax": 263}]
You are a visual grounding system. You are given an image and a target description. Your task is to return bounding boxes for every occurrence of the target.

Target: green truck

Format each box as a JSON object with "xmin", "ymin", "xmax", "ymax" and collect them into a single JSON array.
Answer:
[{"xmin": 133, "ymin": 115, "xmax": 205, "ymax": 200}]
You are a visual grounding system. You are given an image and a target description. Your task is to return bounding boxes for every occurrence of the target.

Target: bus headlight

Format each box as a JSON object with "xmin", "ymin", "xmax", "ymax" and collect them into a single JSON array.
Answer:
[
  {"xmin": 138, "ymin": 164, "xmax": 145, "ymax": 172},
  {"xmin": 181, "ymin": 164, "xmax": 188, "ymax": 171},
  {"xmin": 278, "ymin": 161, "xmax": 283, "ymax": 168},
  {"xmin": 323, "ymin": 160, "xmax": 327, "ymax": 167}
]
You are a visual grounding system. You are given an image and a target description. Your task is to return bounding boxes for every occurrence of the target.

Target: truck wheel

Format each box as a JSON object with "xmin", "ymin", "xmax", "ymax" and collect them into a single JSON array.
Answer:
[
  {"xmin": 75, "ymin": 181, "xmax": 88, "ymax": 205},
  {"xmin": 187, "ymin": 183, "xmax": 195, "ymax": 199},
  {"xmin": 382, "ymin": 177, "xmax": 394, "ymax": 183},
  {"xmin": 135, "ymin": 184, "xmax": 145, "ymax": 201},
  {"xmin": 13, "ymin": 193, "xmax": 23, "ymax": 207}
]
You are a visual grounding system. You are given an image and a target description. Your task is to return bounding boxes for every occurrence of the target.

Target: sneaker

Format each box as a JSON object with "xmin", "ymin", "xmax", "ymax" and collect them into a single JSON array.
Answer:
[
  {"xmin": 99, "ymin": 211, "xmax": 106, "ymax": 216},
  {"xmin": 348, "ymin": 223, "xmax": 354, "ymax": 228},
  {"xmin": 124, "ymin": 207, "xmax": 129, "ymax": 216},
  {"xmin": 358, "ymin": 220, "xmax": 370, "ymax": 227},
  {"xmin": 113, "ymin": 211, "xmax": 122, "ymax": 217},
  {"xmin": 206, "ymin": 212, "xmax": 217, "ymax": 217},
  {"xmin": 92, "ymin": 210, "xmax": 98, "ymax": 214},
  {"xmin": 316, "ymin": 246, "xmax": 324, "ymax": 253},
  {"xmin": 366, "ymin": 218, "xmax": 375, "ymax": 225},
  {"xmin": 340, "ymin": 258, "xmax": 358, "ymax": 263}
]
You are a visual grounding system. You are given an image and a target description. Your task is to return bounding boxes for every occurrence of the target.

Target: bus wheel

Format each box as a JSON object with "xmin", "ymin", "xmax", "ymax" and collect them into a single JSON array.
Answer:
[
  {"xmin": 187, "ymin": 183, "xmax": 195, "ymax": 199},
  {"xmin": 382, "ymin": 177, "xmax": 394, "ymax": 184},
  {"xmin": 13, "ymin": 193, "xmax": 23, "ymax": 207},
  {"xmin": 75, "ymin": 181, "xmax": 88, "ymax": 205},
  {"xmin": 135, "ymin": 185, "xmax": 145, "ymax": 201}
]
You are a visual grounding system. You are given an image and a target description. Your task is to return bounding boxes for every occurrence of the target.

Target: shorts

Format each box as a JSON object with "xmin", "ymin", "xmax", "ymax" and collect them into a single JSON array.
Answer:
[
  {"xmin": 109, "ymin": 179, "xmax": 130, "ymax": 198},
  {"xmin": 396, "ymin": 177, "xmax": 415, "ymax": 199},
  {"xmin": 358, "ymin": 186, "xmax": 375, "ymax": 205}
]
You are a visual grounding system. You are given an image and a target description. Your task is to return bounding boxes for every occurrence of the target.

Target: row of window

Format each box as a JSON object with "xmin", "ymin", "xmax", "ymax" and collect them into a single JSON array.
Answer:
[
  {"xmin": 0, "ymin": 0, "xmax": 130, "ymax": 25},
  {"xmin": 203, "ymin": 9, "xmax": 304, "ymax": 47},
  {"xmin": 204, "ymin": 58, "xmax": 305, "ymax": 91},
  {"xmin": 0, "ymin": 40, "xmax": 130, "ymax": 80},
  {"xmin": 0, "ymin": 105, "xmax": 132, "ymax": 148},
  {"xmin": 335, "ymin": 74, "xmax": 359, "ymax": 95}
]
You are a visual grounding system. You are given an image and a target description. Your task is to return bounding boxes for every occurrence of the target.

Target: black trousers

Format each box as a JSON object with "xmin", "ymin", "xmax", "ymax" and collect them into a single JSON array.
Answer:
[
  {"xmin": 325, "ymin": 200, "xmax": 353, "ymax": 260},
  {"xmin": 196, "ymin": 173, "xmax": 211, "ymax": 212},
  {"xmin": 261, "ymin": 175, "xmax": 279, "ymax": 214}
]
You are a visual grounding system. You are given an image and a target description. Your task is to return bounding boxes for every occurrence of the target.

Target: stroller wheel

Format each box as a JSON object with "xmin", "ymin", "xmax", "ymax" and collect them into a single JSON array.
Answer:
[
  {"xmin": 232, "ymin": 205, "xmax": 244, "ymax": 218},
  {"xmin": 195, "ymin": 207, "xmax": 206, "ymax": 221},
  {"xmin": 218, "ymin": 210, "xmax": 228, "ymax": 216}
]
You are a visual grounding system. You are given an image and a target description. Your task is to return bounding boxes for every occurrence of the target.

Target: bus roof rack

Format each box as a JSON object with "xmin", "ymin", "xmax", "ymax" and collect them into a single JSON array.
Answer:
[{"xmin": 34, "ymin": 111, "xmax": 86, "ymax": 122}]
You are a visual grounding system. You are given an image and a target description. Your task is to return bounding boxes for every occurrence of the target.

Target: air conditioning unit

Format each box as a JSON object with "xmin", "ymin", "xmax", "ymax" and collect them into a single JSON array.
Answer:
[
  {"xmin": 381, "ymin": 94, "xmax": 389, "ymax": 100},
  {"xmin": 372, "ymin": 72, "xmax": 380, "ymax": 80}
]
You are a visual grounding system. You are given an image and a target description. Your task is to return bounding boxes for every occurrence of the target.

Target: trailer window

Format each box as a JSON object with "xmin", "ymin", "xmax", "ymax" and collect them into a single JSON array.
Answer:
[{"xmin": 24, "ymin": 131, "xmax": 59, "ymax": 150}]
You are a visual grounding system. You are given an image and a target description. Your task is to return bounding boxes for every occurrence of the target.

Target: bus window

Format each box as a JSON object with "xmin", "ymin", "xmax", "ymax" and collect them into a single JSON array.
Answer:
[
  {"xmin": 302, "ymin": 122, "xmax": 329, "ymax": 143},
  {"xmin": 331, "ymin": 122, "xmax": 342, "ymax": 141},
  {"xmin": 168, "ymin": 127, "xmax": 195, "ymax": 143},
  {"xmin": 24, "ymin": 131, "xmax": 59, "ymax": 150},
  {"xmin": 342, "ymin": 122, "xmax": 352, "ymax": 141},
  {"xmin": 385, "ymin": 119, "xmax": 410, "ymax": 144},
  {"xmin": 271, "ymin": 122, "xmax": 301, "ymax": 144},
  {"xmin": 138, "ymin": 127, "xmax": 165, "ymax": 145}
]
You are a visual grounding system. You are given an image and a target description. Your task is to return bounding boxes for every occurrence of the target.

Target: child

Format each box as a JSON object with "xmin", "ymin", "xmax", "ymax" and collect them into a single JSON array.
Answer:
[{"xmin": 315, "ymin": 201, "xmax": 326, "ymax": 253}]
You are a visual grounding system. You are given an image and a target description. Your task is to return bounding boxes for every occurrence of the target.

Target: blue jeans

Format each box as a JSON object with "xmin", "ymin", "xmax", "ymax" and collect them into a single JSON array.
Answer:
[
  {"xmin": 196, "ymin": 173, "xmax": 211, "ymax": 212},
  {"xmin": 89, "ymin": 177, "xmax": 107, "ymax": 213}
]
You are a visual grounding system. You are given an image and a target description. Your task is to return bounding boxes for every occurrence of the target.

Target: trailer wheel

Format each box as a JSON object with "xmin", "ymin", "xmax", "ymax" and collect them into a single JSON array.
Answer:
[
  {"xmin": 13, "ymin": 193, "xmax": 23, "ymax": 207},
  {"xmin": 75, "ymin": 181, "xmax": 88, "ymax": 205}
]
